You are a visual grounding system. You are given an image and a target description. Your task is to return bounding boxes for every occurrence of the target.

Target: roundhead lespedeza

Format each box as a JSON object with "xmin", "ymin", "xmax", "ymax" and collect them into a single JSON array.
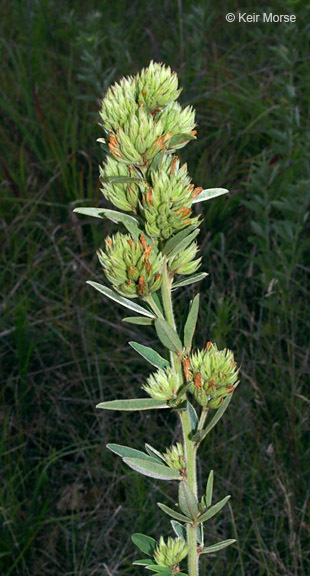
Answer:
[{"xmin": 74, "ymin": 61, "xmax": 240, "ymax": 576}]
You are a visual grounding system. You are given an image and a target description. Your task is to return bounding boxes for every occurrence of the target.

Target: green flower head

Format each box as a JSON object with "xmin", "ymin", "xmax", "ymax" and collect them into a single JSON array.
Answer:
[
  {"xmin": 187, "ymin": 343, "xmax": 239, "ymax": 407},
  {"xmin": 137, "ymin": 61, "xmax": 181, "ymax": 111},
  {"xmin": 99, "ymin": 76, "xmax": 138, "ymax": 133},
  {"xmin": 154, "ymin": 536, "xmax": 188, "ymax": 568},
  {"xmin": 162, "ymin": 443, "xmax": 185, "ymax": 472},
  {"xmin": 142, "ymin": 366, "xmax": 182, "ymax": 401},
  {"xmin": 99, "ymin": 156, "xmax": 141, "ymax": 213},
  {"xmin": 97, "ymin": 233, "xmax": 163, "ymax": 298}
]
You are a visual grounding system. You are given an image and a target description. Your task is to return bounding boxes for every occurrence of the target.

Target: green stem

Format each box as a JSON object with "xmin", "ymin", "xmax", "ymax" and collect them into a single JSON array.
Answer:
[
  {"xmin": 160, "ymin": 258, "xmax": 199, "ymax": 576},
  {"xmin": 145, "ymin": 294, "xmax": 165, "ymax": 319}
]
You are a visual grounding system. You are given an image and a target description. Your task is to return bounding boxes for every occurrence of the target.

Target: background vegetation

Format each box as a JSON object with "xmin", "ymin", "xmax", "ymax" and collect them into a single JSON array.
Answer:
[{"xmin": 1, "ymin": 0, "xmax": 309, "ymax": 574}]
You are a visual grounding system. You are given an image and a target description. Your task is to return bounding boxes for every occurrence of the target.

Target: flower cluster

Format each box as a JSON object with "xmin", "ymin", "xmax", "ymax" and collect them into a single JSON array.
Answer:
[
  {"xmin": 184, "ymin": 342, "xmax": 239, "ymax": 408},
  {"xmin": 142, "ymin": 366, "xmax": 182, "ymax": 401},
  {"xmin": 162, "ymin": 443, "xmax": 185, "ymax": 472},
  {"xmin": 154, "ymin": 536, "xmax": 188, "ymax": 568},
  {"xmin": 97, "ymin": 233, "xmax": 163, "ymax": 298}
]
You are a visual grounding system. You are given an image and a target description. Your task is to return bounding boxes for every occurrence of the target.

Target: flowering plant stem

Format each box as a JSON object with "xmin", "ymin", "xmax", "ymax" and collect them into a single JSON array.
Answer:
[
  {"xmin": 161, "ymin": 259, "xmax": 198, "ymax": 576},
  {"xmin": 75, "ymin": 61, "xmax": 240, "ymax": 576}
]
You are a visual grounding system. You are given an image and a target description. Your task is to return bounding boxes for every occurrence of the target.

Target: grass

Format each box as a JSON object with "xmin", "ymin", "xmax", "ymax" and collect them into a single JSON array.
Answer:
[{"xmin": 1, "ymin": 0, "xmax": 309, "ymax": 574}]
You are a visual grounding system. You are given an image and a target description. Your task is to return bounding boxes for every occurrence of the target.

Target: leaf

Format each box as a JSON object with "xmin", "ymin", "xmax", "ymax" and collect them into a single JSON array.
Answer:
[
  {"xmin": 178, "ymin": 482, "xmax": 199, "ymax": 519},
  {"xmin": 158, "ymin": 503, "xmax": 192, "ymax": 523},
  {"xmin": 167, "ymin": 229, "xmax": 200, "ymax": 260},
  {"xmin": 197, "ymin": 524, "xmax": 204, "ymax": 546},
  {"xmin": 87, "ymin": 282, "xmax": 155, "ymax": 318},
  {"xmin": 168, "ymin": 133, "xmax": 196, "ymax": 147},
  {"xmin": 162, "ymin": 225, "xmax": 199, "ymax": 256},
  {"xmin": 192, "ymin": 188, "xmax": 229, "ymax": 204},
  {"xmin": 129, "ymin": 342, "xmax": 170, "ymax": 369},
  {"xmin": 133, "ymin": 559, "xmax": 154, "ymax": 566},
  {"xmin": 145, "ymin": 444, "xmax": 165, "ymax": 463},
  {"xmin": 183, "ymin": 294, "xmax": 200, "ymax": 350},
  {"xmin": 124, "ymin": 458, "xmax": 182, "ymax": 480},
  {"xmin": 107, "ymin": 444, "xmax": 159, "ymax": 464},
  {"xmin": 155, "ymin": 318, "xmax": 183, "ymax": 353},
  {"xmin": 131, "ymin": 533, "xmax": 157, "ymax": 556},
  {"xmin": 192, "ymin": 395, "xmax": 233, "ymax": 443},
  {"xmin": 145, "ymin": 566, "xmax": 173, "ymax": 575},
  {"xmin": 171, "ymin": 520, "xmax": 186, "ymax": 541},
  {"xmin": 172, "ymin": 273, "xmax": 208, "ymax": 290},
  {"xmin": 73, "ymin": 207, "xmax": 139, "ymax": 229},
  {"xmin": 197, "ymin": 495, "xmax": 231, "ymax": 524},
  {"xmin": 122, "ymin": 316, "xmax": 154, "ymax": 325},
  {"xmin": 96, "ymin": 398, "xmax": 168, "ymax": 411},
  {"xmin": 103, "ymin": 175, "xmax": 142, "ymax": 184},
  {"xmin": 188, "ymin": 402, "xmax": 198, "ymax": 435},
  {"xmin": 206, "ymin": 470, "xmax": 214, "ymax": 508},
  {"xmin": 200, "ymin": 539, "xmax": 236, "ymax": 554}
]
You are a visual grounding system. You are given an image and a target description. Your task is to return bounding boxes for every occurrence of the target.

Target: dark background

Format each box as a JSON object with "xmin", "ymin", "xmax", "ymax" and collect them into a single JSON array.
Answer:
[{"xmin": 1, "ymin": 1, "xmax": 309, "ymax": 575}]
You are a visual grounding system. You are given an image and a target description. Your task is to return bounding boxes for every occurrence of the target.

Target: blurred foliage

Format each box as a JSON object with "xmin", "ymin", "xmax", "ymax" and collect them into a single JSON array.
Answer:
[{"xmin": 0, "ymin": 0, "xmax": 309, "ymax": 575}]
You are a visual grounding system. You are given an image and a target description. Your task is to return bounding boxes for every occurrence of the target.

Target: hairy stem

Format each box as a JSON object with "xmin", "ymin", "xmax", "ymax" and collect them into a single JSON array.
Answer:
[{"xmin": 161, "ymin": 258, "xmax": 199, "ymax": 576}]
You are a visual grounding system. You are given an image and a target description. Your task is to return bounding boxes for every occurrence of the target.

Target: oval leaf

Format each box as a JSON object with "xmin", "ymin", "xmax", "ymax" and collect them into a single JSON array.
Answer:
[
  {"xmin": 172, "ymin": 273, "xmax": 208, "ymax": 290},
  {"xmin": 200, "ymin": 539, "xmax": 236, "ymax": 554},
  {"xmin": 129, "ymin": 342, "xmax": 170, "ymax": 369},
  {"xmin": 183, "ymin": 294, "xmax": 200, "ymax": 350},
  {"xmin": 123, "ymin": 316, "xmax": 154, "ymax": 325},
  {"xmin": 155, "ymin": 318, "xmax": 183, "ymax": 353},
  {"xmin": 162, "ymin": 225, "xmax": 199, "ymax": 256},
  {"xmin": 178, "ymin": 482, "xmax": 199, "ymax": 519},
  {"xmin": 96, "ymin": 398, "xmax": 168, "ymax": 411},
  {"xmin": 188, "ymin": 402, "xmax": 198, "ymax": 435},
  {"xmin": 124, "ymin": 458, "xmax": 182, "ymax": 480},
  {"xmin": 192, "ymin": 188, "xmax": 229, "ymax": 204},
  {"xmin": 171, "ymin": 520, "xmax": 186, "ymax": 541},
  {"xmin": 158, "ymin": 503, "xmax": 192, "ymax": 523},
  {"xmin": 87, "ymin": 282, "xmax": 155, "ymax": 318},
  {"xmin": 206, "ymin": 470, "xmax": 214, "ymax": 508},
  {"xmin": 107, "ymin": 444, "xmax": 160, "ymax": 464},
  {"xmin": 167, "ymin": 229, "xmax": 200, "ymax": 260},
  {"xmin": 198, "ymin": 495, "xmax": 231, "ymax": 524},
  {"xmin": 132, "ymin": 533, "xmax": 157, "ymax": 556}
]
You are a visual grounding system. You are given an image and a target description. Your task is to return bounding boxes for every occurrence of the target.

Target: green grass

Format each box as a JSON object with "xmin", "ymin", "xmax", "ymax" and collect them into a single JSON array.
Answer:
[{"xmin": 1, "ymin": 0, "xmax": 309, "ymax": 574}]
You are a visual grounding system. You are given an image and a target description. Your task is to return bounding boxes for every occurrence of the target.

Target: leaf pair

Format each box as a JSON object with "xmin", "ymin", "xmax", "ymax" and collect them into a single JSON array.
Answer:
[{"xmin": 107, "ymin": 443, "xmax": 182, "ymax": 481}]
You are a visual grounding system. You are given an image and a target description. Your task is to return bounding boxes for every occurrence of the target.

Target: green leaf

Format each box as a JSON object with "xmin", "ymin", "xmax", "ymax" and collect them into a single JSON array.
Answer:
[
  {"xmin": 197, "ymin": 495, "xmax": 231, "ymax": 524},
  {"xmin": 192, "ymin": 395, "xmax": 233, "ymax": 443},
  {"xmin": 96, "ymin": 398, "xmax": 168, "ymax": 411},
  {"xmin": 131, "ymin": 533, "xmax": 157, "ymax": 556},
  {"xmin": 73, "ymin": 207, "xmax": 139, "ymax": 228},
  {"xmin": 145, "ymin": 566, "xmax": 173, "ymax": 575},
  {"xmin": 188, "ymin": 402, "xmax": 198, "ymax": 435},
  {"xmin": 107, "ymin": 444, "xmax": 159, "ymax": 464},
  {"xmin": 162, "ymin": 225, "xmax": 199, "ymax": 256},
  {"xmin": 145, "ymin": 444, "xmax": 165, "ymax": 463},
  {"xmin": 206, "ymin": 470, "xmax": 214, "ymax": 508},
  {"xmin": 158, "ymin": 503, "xmax": 192, "ymax": 523},
  {"xmin": 129, "ymin": 342, "xmax": 170, "ymax": 369},
  {"xmin": 192, "ymin": 188, "xmax": 229, "ymax": 204},
  {"xmin": 167, "ymin": 229, "xmax": 200, "ymax": 260},
  {"xmin": 178, "ymin": 482, "xmax": 199, "ymax": 519},
  {"xmin": 168, "ymin": 133, "xmax": 196, "ymax": 147},
  {"xmin": 172, "ymin": 273, "xmax": 208, "ymax": 290},
  {"xmin": 200, "ymin": 539, "xmax": 236, "ymax": 554},
  {"xmin": 183, "ymin": 294, "xmax": 200, "ymax": 350},
  {"xmin": 103, "ymin": 175, "xmax": 142, "ymax": 184},
  {"xmin": 155, "ymin": 318, "xmax": 183, "ymax": 353},
  {"xmin": 124, "ymin": 458, "xmax": 182, "ymax": 480},
  {"xmin": 171, "ymin": 520, "xmax": 186, "ymax": 541},
  {"xmin": 133, "ymin": 559, "xmax": 154, "ymax": 566},
  {"xmin": 122, "ymin": 316, "xmax": 154, "ymax": 325},
  {"xmin": 197, "ymin": 524, "xmax": 204, "ymax": 546},
  {"xmin": 87, "ymin": 282, "xmax": 155, "ymax": 318}
]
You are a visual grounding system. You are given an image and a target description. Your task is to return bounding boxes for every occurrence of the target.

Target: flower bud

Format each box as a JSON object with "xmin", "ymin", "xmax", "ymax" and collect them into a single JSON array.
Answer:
[
  {"xmin": 99, "ymin": 156, "xmax": 141, "ymax": 212},
  {"xmin": 99, "ymin": 76, "xmax": 138, "ymax": 132},
  {"xmin": 141, "ymin": 165, "xmax": 200, "ymax": 240},
  {"xmin": 157, "ymin": 102, "xmax": 196, "ymax": 146},
  {"xmin": 168, "ymin": 242, "xmax": 201, "ymax": 276},
  {"xmin": 142, "ymin": 367, "xmax": 182, "ymax": 401},
  {"xmin": 188, "ymin": 343, "xmax": 239, "ymax": 407},
  {"xmin": 97, "ymin": 233, "xmax": 163, "ymax": 298},
  {"xmin": 162, "ymin": 443, "xmax": 185, "ymax": 472},
  {"xmin": 154, "ymin": 536, "xmax": 188, "ymax": 568},
  {"xmin": 137, "ymin": 61, "xmax": 181, "ymax": 111}
]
